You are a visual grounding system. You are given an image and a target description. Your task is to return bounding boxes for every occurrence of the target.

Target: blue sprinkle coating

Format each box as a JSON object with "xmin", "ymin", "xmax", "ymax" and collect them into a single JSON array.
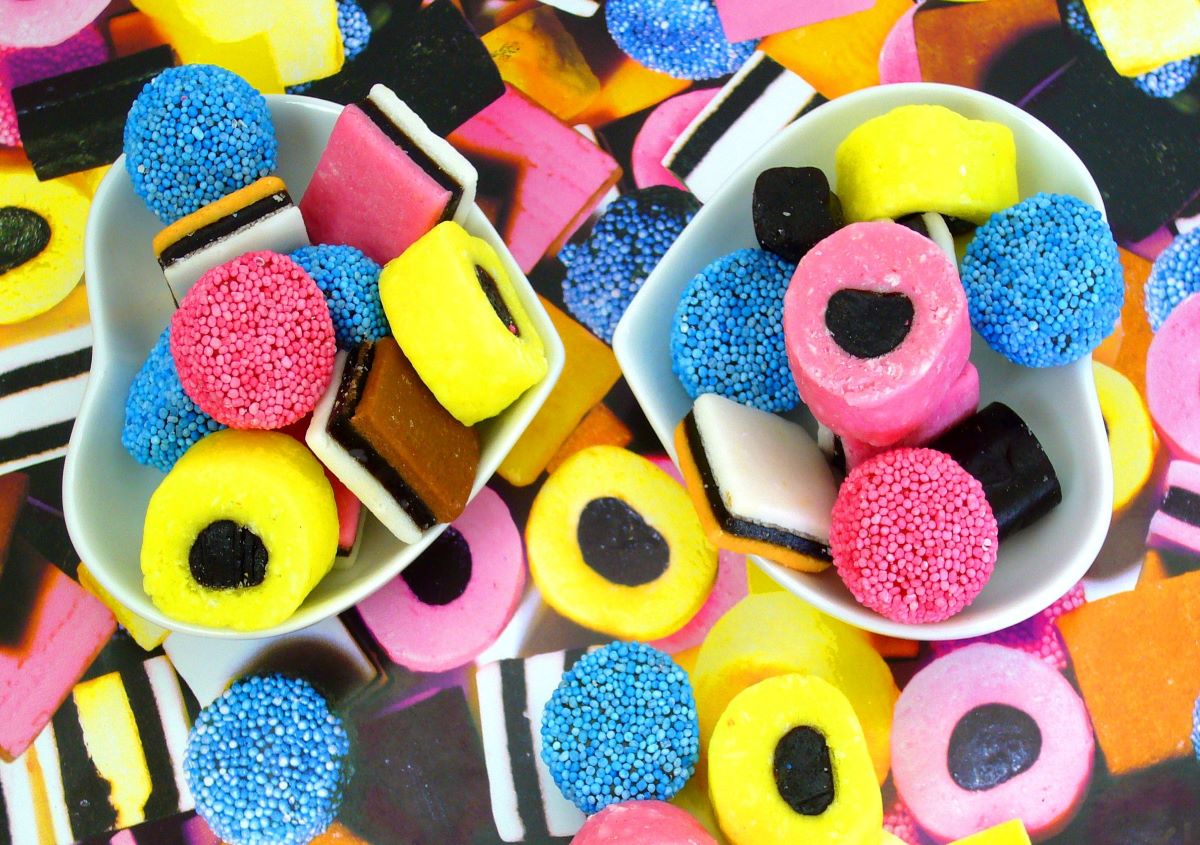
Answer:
[
  {"xmin": 562, "ymin": 187, "xmax": 701, "ymax": 344},
  {"xmin": 287, "ymin": 0, "xmax": 372, "ymax": 93},
  {"xmin": 124, "ymin": 65, "xmax": 278, "ymax": 225},
  {"xmin": 961, "ymin": 193, "xmax": 1123, "ymax": 368},
  {"xmin": 1145, "ymin": 228, "xmax": 1200, "ymax": 331},
  {"xmin": 670, "ymin": 248, "xmax": 800, "ymax": 412},
  {"xmin": 605, "ymin": 0, "xmax": 758, "ymax": 81},
  {"xmin": 1062, "ymin": 0, "xmax": 1199, "ymax": 98},
  {"xmin": 184, "ymin": 675, "xmax": 350, "ymax": 845},
  {"xmin": 540, "ymin": 642, "xmax": 698, "ymax": 814},
  {"xmin": 122, "ymin": 327, "xmax": 224, "ymax": 473},
  {"xmin": 289, "ymin": 244, "xmax": 387, "ymax": 349}
]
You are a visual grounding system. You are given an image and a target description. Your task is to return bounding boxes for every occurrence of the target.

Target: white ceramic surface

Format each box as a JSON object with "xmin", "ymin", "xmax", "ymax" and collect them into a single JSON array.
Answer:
[
  {"xmin": 612, "ymin": 83, "xmax": 1113, "ymax": 640},
  {"xmin": 63, "ymin": 95, "xmax": 565, "ymax": 639}
]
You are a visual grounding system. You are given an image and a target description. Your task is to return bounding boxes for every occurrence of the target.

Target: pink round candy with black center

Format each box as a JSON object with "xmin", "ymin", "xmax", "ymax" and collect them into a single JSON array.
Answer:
[
  {"xmin": 571, "ymin": 801, "xmax": 716, "ymax": 845},
  {"xmin": 830, "ymin": 447, "xmax": 998, "ymax": 624},
  {"xmin": 170, "ymin": 250, "xmax": 335, "ymax": 430}
]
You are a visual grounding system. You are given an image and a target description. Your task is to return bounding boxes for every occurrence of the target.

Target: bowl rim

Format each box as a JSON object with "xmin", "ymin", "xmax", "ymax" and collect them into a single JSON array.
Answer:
[
  {"xmin": 63, "ymin": 93, "xmax": 565, "ymax": 640},
  {"xmin": 613, "ymin": 81, "xmax": 1113, "ymax": 640}
]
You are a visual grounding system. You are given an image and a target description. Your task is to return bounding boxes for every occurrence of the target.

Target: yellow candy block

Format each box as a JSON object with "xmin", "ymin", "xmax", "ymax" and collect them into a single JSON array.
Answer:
[
  {"xmin": 693, "ymin": 592, "xmax": 898, "ymax": 783},
  {"xmin": 949, "ymin": 819, "xmax": 1032, "ymax": 845},
  {"xmin": 131, "ymin": 0, "xmax": 343, "ymax": 92},
  {"xmin": 545, "ymin": 402, "xmax": 632, "ymax": 474},
  {"xmin": 708, "ymin": 674, "xmax": 882, "ymax": 845},
  {"xmin": 498, "ymin": 297, "xmax": 619, "ymax": 486},
  {"xmin": 1083, "ymin": 0, "xmax": 1200, "ymax": 76},
  {"xmin": 575, "ymin": 55, "xmax": 691, "ymax": 128},
  {"xmin": 835, "ymin": 104, "xmax": 1018, "ymax": 224},
  {"xmin": 761, "ymin": 0, "xmax": 912, "ymax": 99},
  {"xmin": 1094, "ymin": 361, "xmax": 1157, "ymax": 515},
  {"xmin": 0, "ymin": 283, "xmax": 88, "ymax": 351},
  {"xmin": 483, "ymin": 7, "xmax": 601, "ymax": 123},
  {"xmin": 380, "ymin": 221, "xmax": 548, "ymax": 426},
  {"xmin": 78, "ymin": 563, "xmax": 168, "ymax": 651}
]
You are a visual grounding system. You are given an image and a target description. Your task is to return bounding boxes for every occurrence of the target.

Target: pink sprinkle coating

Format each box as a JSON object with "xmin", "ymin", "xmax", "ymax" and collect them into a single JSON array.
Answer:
[
  {"xmin": 829, "ymin": 448, "xmax": 998, "ymax": 624},
  {"xmin": 928, "ymin": 581, "xmax": 1086, "ymax": 671},
  {"xmin": 170, "ymin": 250, "xmax": 336, "ymax": 430},
  {"xmin": 883, "ymin": 793, "xmax": 926, "ymax": 845}
]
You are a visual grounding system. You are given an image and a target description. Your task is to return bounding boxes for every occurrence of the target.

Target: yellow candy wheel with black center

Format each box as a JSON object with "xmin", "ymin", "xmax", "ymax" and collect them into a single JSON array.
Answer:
[
  {"xmin": 526, "ymin": 445, "xmax": 718, "ymax": 639},
  {"xmin": 708, "ymin": 674, "xmax": 882, "ymax": 845},
  {"xmin": 0, "ymin": 165, "xmax": 88, "ymax": 324},
  {"xmin": 1093, "ymin": 360, "xmax": 1157, "ymax": 515},
  {"xmin": 141, "ymin": 429, "xmax": 338, "ymax": 631}
]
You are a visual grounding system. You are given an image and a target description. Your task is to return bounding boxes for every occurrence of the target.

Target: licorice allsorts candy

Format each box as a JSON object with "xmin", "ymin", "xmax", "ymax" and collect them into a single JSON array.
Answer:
[
  {"xmin": 783, "ymin": 220, "xmax": 969, "ymax": 446},
  {"xmin": 708, "ymin": 674, "xmax": 881, "ymax": 845},
  {"xmin": 894, "ymin": 210, "xmax": 956, "ymax": 263},
  {"xmin": 891, "ymin": 644, "xmax": 1093, "ymax": 842},
  {"xmin": 306, "ymin": 339, "xmax": 480, "ymax": 544},
  {"xmin": 752, "ymin": 166, "xmax": 843, "ymax": 263},
  {"xmin": 930, "ymin": 402, "xmax": 1062, "ymax": 540},
  {"xmin": 1093, "ymin": 361, "xmax": 1157, "ymax": 515},
  {"xmin": 572, "ymin": 800, "xmax": 717, "ymax": 845},
  {"xmin": 1147, "ymin": 460, "xmax": 1200, "ymax": 557},
  {"xmin": 355, "ymin": 487, "xmax": 525, "ymax": 673},
  {"xmin": 674, "ymin": 393, "xmax": 836, "ymax": 573},
  {"xmin": 1147, "ymin": 292, "xmax": 1200, "ymax": 462},
  {"xmin": 153, "ymin": 176, "xmax": 309, "ymax": 304},
  {"xmin": 140, "ymin": 430, "xmax": 339, "ymax": 630},
  {"xmin": 304, "ymin": 0, "xmax": 504, "ymax": 136},
  {"xmin": 13, "ymin": 46, "xmax": 175, "ymax": 181},
  {"xmin": 290, "ymin": 244, "xmax": 388, "ymax": 351},
  {"xmin": 300, "ymin": 83, "xmax": 477, "ymax": 265},
  {"xmin": 604, "ymin": 0, "xmax": 758, "ymax": 82}
]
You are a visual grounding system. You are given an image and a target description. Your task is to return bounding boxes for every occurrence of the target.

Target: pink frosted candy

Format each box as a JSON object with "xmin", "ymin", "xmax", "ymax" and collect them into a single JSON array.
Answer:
[
  {"xmin": 0, "ymin": 24, "xmax": 108, "ymax": 146},
  {"xmin": 1146, "ymin": 293, "xmax": 1200, "ymax": 462},
  {"xmin": 300, "ymin": 103, "xmax": 452, "ymax": 264},
  {"xmin": 449, "ymin": 85, "xmax": 621, "ymax": 273},
  {"xmin": 715, "ymin": 0, "xmax": 875, "ymax": 40},
  {"xmin": 830, "ymin": 448, "xmax": 997, "ymax": 624},
  {"xmin": 784, "ymin": 221, "xmax": 970, "ymax": 446},
  {"xmin": 1147, "ymin": 460, "xmax": 1200, "ymax": 556},
  {"xmin": 355, "ymin": 487, "xmax": 526, "ymax": 673},
  {"xmin": 841, "ymin": 362, "xmax": 979, "ymax": 469},
  {"xmin": 170, "ymin": 251, "xmax": 336, "ymax": 430},
  {"xmin": 892, "ymin": 644, "xmax": 1094, "ymax": 842},
  {"xmin": 571, "ymin": 801, "xmax": 716, "ymax": 845},
  {"xmin": 879, "ymin": 3, "xmax": 922, "ymax": 85},
  {"xmin": 0, "ymin": 0, "xmax": 109, "ymax": 48},
  {"xmin": 631, "ymin": 88, "xmax": 718, "ymax": 191}
]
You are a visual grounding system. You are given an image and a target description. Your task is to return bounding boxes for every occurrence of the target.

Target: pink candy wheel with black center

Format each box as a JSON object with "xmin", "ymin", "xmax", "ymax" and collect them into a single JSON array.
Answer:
[
  {"xmin": 829, "ymin": 447, "xmax": 998, "ymax": 624},
  {"xmin": 170, "ymin": 250, "xmax": 336, "ymax": 430}
]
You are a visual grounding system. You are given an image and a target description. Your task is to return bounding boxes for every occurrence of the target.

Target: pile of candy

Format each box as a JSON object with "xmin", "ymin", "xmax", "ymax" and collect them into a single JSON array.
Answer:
[
  {"xmin": 667, "ymin": 103, "xmax": 1124, "ymax": 623},
  {"xmin": 119, "ymin": 64, "xmax": 548, "ymax": 631}
]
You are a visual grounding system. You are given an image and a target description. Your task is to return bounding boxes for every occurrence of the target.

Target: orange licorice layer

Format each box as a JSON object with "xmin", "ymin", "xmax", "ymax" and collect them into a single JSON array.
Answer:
[{"xmin": 152, "ymin": 175, "xmax": 288, "ymax": 258}]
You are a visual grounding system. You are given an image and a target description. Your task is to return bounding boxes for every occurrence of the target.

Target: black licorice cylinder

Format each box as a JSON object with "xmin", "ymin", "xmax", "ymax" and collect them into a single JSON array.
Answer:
[{"xmin": 930, "ymin": 402, "xmax": 1062, "ymax": 540}]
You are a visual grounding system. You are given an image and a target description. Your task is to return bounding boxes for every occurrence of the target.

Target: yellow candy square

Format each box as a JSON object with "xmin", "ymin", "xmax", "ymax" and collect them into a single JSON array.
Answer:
[
  {"xmin": 1084, "ymin": 0, "xmax": 1200, "ymax": 76},
  {"xmin": 78, "ymin": 563, "xmax": 168, "ymax": 651}
]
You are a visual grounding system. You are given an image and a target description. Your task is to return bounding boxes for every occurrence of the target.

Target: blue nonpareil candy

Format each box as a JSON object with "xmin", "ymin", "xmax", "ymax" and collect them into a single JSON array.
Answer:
[
  {"xmin": 1145, "ymin": 227, "xmax": 1200, "ymax": 331},
  {"xmin": 184, "ymin": 674, "xmax": 350, "ymax": 845},
  {"xmin": 605, "ymin": 0, "xmax": 758, "ymax": 81},
  {"xmin": 290, "ymin": 244, "xmax": 388, "ymax": 349},
  {"xmin": 562, "ymin": 186, "xmax": 700, "ymax": 344},
  {"xmin": 671, "ymin": 247, "xmax": 800, "ymax": 412},
  {"xmin": 961, "ymin": 192, "xmax": 1123, "ymax": 368},
  {"xmin": 124, "ymin": 64, "xmax": 277, "ymax": 224},
  {"xmin": 540, "ymin": 641, "xmax": 698, "ymax": 814},
  {"xmin": 122, "ymin": 326, "xmax": 224, "ymax": 473}
]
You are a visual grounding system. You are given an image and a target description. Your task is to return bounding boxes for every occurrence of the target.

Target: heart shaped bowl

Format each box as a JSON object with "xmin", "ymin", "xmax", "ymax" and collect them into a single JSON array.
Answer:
[
  {"xmin": 63, "ymin": 94, "xmax": 564, "ymax": 639},
  {"xmin": 612, "ymin": 82, "xmax": 1112, "ymax": 640}
]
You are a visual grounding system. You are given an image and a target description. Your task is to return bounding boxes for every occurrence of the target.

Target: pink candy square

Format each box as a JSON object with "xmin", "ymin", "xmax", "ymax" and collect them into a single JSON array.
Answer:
[{"xmin": 715, "ymin": 0, "xmax": 877, "ymax": 41}]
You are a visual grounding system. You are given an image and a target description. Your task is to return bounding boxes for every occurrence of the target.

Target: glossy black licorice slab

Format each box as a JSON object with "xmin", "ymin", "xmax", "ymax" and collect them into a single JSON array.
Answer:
[
  {"xmin": 304, "ymin": 0, "xmax": 504, "ymax": 136},
  {"xmin": 752, "ymin": 166, "xmax": 843, "ymax": 263},
  {"xmin": 930, "ymin": 402, "xmax": 1062, "ymax": 540},
  {"xmin": 13, "ymin": 46, "xmax": 175, "ymax": 181}
]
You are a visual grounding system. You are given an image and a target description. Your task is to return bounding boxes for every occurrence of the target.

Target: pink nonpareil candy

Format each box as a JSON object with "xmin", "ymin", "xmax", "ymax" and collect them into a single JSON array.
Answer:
[{"xmin": 0, "ymin": 0, "xmax": 109, "ymax": 48}]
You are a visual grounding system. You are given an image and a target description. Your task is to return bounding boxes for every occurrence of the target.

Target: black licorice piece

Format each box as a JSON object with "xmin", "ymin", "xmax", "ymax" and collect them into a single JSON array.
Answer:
[
  {"xmin": 400, "ymin": 526, "xmax": 473, "ymax": 606},
  {"xmin": 305, "ymin": 0, "xmax": 504, "ymax": 136},
  {"xmin": 187, "ymin": 520, "xmax": 268, "ymax": 589},
  {"xmin": 477, "ymin": 266, "xmax": 520, "ymax": 336},
  {"xmin": 930, "ymin": 402, "xmax": 1062, "ymax": 540},
  {"xmin": 824, "ymin": 289, "xmax": 914, "ymax": 359},
  {"xmin": 947, "ymin": 703, "xmax": 1042, "ymax": 792},
  {"xmin": 773, "ymin": 726, "xmax": 835, "ymax": 815},
  {"xmin": 0, "ymin": 207, "xmax": 51, "ymax": 275},
  {"xmin": 577, "ymin": 497, "xmax": 670, "ymax": 587},
  {"xmin": 752, "ymin": 166, "xmax": 843, "ymax": 263},
  {"xmin": 12, "ymin": 46, "xmax": 175, "ymax": 181}
]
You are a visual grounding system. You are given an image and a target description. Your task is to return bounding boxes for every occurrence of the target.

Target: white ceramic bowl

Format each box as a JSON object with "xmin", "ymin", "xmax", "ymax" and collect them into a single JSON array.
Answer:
[
  {"xmin": 63, "ymin": 95, "xmax": 564, "ymax": 639},
  {"xmin": 613, "ymin": 83, "xmax": 1113, "ymax": 640}
]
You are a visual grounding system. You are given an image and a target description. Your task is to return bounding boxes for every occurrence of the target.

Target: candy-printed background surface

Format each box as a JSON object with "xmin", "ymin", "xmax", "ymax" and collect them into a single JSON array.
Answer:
[{"xmin": 2, "ymin": 0, "xmax": 1199, "ymax": 842}]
